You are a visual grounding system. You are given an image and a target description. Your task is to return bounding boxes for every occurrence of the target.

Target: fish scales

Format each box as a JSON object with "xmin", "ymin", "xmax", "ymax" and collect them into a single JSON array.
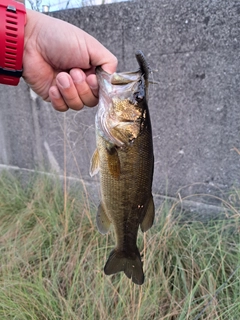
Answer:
[
  {"xmin": 97, "ymin": 125, "xmax": 153, "ymax": 242},
  {"xmin": 90, "ymin": 51, "xmax": 155, "ymax": 285}
]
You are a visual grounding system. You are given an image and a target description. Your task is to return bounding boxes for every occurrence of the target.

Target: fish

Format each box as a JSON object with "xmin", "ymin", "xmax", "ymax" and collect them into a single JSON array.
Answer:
[{"xmin": 90, "ymin": 50, "xmax": 155, "ymax": 285}]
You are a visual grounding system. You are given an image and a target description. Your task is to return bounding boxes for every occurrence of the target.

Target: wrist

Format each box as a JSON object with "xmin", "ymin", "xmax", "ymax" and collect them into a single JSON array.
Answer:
[
  {"xmin": 0, "ymin": 0, "xmax": 26, "ymax": 86},
  {"xmin": 24, "ymin": 9, "xmax": 40, "ymax": 44}
]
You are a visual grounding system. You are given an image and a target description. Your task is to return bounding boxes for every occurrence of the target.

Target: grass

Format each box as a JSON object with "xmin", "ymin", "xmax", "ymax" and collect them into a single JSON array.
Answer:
[{"xmin": 0, "ymin": 171, "xmax": 239, "ymax": 320}]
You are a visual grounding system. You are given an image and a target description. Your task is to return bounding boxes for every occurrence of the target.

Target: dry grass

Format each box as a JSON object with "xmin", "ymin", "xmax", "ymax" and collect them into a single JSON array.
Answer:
[{"xmin": 0, "ymin": 171, "xmax": 239, "ymax": 319}]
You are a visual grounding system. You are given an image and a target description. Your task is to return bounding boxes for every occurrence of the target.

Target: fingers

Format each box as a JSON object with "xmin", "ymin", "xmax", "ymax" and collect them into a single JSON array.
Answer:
[
  {"xmin": 48, "ymin": 86, "xmax": 68, "ymax": 112},
  {"xmin": 49, "ymin": 70, "xmax": 98, "ymax": 112},
  {"xmin": 86, "ymin": 73, "xmax": 99, "ymax": 97},
  {"xmin": 70, "ymin": 69, "xmax": 98, "ymax": 106}
]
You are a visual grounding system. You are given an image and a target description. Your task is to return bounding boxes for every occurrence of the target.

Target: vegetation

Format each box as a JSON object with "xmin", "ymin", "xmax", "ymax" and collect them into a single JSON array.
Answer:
[{"xmin": 0, "ymin": 171, "xmax": 239, "ymax": 319}]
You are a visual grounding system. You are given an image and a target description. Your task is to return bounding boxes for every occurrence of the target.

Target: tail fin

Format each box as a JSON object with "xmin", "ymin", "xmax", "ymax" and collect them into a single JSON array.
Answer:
[{"xmin": 104, "ymin": 249, "xmax": 144, "ymax": 285}]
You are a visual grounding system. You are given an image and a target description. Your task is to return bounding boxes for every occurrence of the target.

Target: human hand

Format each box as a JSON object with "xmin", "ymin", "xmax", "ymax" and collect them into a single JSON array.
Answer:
[{"xmin": 23, "ymin": 9, "xmax": 118, "ymax": 111}]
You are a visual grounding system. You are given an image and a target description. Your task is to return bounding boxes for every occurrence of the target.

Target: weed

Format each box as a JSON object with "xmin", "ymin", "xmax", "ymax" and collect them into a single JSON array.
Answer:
[{"xmin": 0, "ymin": 171, "xmax": 239, "ymax": 319}]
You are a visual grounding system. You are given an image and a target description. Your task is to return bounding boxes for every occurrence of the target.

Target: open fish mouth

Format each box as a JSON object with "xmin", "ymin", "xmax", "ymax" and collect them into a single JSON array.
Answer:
[
  {"xmin": 96, "ymin": 50, "xmax": 149, "ymax": 96},
  {"xmin": 95, "ymin": 67, "xmax": 141, "ymax": 106},
  {"xmin": 95, "ymin": 51, "xmax": 150, "ymax": 147}
]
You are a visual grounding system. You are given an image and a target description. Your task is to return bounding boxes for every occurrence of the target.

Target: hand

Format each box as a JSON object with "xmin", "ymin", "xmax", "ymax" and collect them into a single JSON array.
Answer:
[{"xmin": 23, "ymin": 9, "xmax": 118, "ymax": 111}]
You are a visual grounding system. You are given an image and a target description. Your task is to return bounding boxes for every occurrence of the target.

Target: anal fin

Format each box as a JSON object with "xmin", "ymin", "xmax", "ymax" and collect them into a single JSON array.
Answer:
[
  {"xmin": 140, "ymin": 194, "xmax": 155, "ymax": 232},
  {"xmin": 96, "ymin": 203, "xmax": 111, "ymax": 234}
]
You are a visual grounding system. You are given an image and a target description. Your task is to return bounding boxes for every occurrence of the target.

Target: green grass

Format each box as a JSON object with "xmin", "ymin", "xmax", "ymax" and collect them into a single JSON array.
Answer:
[{"xmin": 0, "ymin": 171, "xmax": 239, "ymax": 320}]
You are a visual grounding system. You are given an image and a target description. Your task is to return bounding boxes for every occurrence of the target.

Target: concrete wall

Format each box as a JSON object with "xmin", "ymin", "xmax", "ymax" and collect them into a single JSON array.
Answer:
[{"xmin": 1, "ymin": 0, "xmax": 240, "ymax": 216}]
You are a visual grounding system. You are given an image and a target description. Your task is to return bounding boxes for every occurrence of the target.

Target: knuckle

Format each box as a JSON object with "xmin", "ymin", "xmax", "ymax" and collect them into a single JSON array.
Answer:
[
  {"xmin": 52, "ymin": 102, "xmax": 68, "ymax": 112},
  {"xmin": 66, "ymin": 96, "xmax": 84, "ymax": 110}
]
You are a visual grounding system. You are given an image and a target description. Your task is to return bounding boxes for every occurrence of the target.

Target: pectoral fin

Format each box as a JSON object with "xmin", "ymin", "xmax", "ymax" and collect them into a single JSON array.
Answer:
[
  {"xmin": 140, "ymin": 195, "xmax": 155, "ymax": 232},
  {"xmin": 106, "ymin": 146, "xmax": 121, "ymax": 179},
  {"xmin": 90, "ymin": 149, "xmax": 100, "ymax": 177},
  {"xmin": 96, "ymin": 203, "xmax": 111, "ymax": 234}
]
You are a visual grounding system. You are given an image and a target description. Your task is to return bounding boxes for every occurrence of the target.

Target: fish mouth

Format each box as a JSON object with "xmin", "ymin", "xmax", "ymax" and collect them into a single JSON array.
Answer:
[
  {"xmin": 95, "ymin": 65, "xmax": 144, "ymax": 109},
  {"xmin": 96, "ymin": 67, "xmax": 141, "ymax": 94},
  {"xmin": 95, "ymin": 51, "xmax": 148, "ymax": 146},
  {"xmin": 96, "ymin": 68, "xmax": 143, "ymax": 146},
  {"xmin": 95, "ymin": 50, "xmax": 149, "ymax": 94}
]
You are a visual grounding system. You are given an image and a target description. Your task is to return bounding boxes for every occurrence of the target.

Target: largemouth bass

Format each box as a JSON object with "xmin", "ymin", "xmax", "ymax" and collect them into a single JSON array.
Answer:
[{"xmin": 90, "ymin": 51, "xmax": 154, "ymax": 285}]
